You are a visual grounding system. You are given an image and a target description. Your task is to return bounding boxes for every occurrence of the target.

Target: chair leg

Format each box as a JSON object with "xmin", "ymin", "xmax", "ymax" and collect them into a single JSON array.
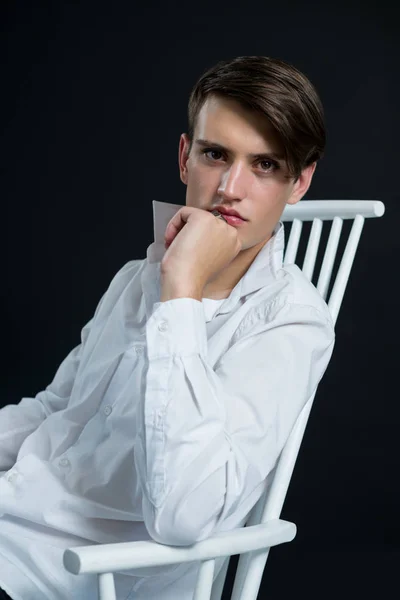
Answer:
[
  {"xmin": 98, "ymin": 572, "xmax": 117, "ymax": 600},
  {"xmin": 210, "ymin": 556, "xmax": 230, "ymax": 600},
  {"xmin": 193, "ymin": 559, "xmax": 215, "ymax": 600}
]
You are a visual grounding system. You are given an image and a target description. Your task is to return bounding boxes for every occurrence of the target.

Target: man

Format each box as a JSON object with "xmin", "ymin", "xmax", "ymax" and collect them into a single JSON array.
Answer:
[{"xmin": 0, "ymin": 56, "xmax": 335, "ymax": 599}]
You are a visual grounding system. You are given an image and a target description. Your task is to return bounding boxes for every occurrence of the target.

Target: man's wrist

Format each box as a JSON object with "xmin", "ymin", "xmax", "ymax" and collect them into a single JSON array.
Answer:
[{"xmin": 160, "ymin": 274, "xmax": 203, "ymax": 302}]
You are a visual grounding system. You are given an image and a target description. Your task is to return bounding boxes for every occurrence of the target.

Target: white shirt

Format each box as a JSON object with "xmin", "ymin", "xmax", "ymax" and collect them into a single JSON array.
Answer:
[{"xmin": 0, "ymin": 200, "xmax": 335, "ymax": 600}]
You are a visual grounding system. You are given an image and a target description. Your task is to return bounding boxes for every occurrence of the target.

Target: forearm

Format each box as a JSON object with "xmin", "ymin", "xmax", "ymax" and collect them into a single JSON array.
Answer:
[{"xmin": 135, "ymin": 299, "xmax": 335, "ymax": 546}]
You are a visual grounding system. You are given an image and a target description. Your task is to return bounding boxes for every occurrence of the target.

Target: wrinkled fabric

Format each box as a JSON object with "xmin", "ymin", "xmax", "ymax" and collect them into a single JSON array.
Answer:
[{"xmin": 0, "ymin": 200, "xmax": 335, "ymax": 599}]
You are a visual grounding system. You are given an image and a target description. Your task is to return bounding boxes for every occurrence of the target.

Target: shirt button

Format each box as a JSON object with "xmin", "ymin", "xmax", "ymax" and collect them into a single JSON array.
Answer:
[
  {"xmin": 158, "ymin": 321, "xmax": 168, "ymax": 332},
  {"xmin": 135, "ymin": 346, "xmax": 144, "ymax": 355},
  {"xmin": 6, "ymin": 471, "xmax": 17, "ymax": 482},
  {"xmin": 104, "ymin": 405, "xmax": 112, "ymax": 416},
  {"xmin": 59, "ymin": 458, "xmax": 70, "ymax": 467}
]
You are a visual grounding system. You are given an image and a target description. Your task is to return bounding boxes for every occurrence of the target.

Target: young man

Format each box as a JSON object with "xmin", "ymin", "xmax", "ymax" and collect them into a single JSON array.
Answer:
[{"xmin": 0, "ymin": 56, "xmax": 335, "ymax": 600}]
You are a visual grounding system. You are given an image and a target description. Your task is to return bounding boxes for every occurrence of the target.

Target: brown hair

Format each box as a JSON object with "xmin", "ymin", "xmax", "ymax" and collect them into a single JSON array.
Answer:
[{"xmin": 187, "ymin": 56, "xmax": 326, "ymax": 180}]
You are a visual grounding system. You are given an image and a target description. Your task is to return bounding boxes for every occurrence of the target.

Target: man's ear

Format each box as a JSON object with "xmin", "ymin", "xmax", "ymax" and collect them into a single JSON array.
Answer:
[
  {"xmin": 286, "ymin": 162, "xmax": 317, "ymax": 205},
  {"xmin": 178, "ymin": 133, "xmax": 191, "ymax": 185}
]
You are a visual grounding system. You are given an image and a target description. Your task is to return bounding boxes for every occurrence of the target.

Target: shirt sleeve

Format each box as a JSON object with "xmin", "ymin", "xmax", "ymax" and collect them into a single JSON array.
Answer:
[
  {"xmin": 134, "ymin": 297, "xmax": 335, "ymax": 546},
  {"xmin": 0, "ymin": 259, "xmax": 141, "ymax": 474},
  {"xmin": 0, "ymin": 311, "xmax": 96, "ymax": 473}
]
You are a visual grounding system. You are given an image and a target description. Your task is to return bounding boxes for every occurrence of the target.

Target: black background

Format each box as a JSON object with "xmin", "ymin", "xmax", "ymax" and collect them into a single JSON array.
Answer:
[{"xmin": 2, "ymin": 1, "xmax": 398, "ymax": 598}]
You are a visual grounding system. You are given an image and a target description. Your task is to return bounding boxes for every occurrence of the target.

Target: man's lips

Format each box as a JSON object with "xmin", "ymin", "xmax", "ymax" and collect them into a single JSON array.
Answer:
[
  {"xmin": 210, "ymin": 207, "xmax": 247, "ymax": 220},
  {"xmin": 220, "ymin": 214, "xmax": 246, "ymax": 225}
]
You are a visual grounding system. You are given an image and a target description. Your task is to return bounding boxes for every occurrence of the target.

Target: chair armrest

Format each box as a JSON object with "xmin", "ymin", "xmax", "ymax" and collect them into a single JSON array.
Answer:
[{"xmin": 63, "ymin": 518, "xmax": 296, "ymax": 576}]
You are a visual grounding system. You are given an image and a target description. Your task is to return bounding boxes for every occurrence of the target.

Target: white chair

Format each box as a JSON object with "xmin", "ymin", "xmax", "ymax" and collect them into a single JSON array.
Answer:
[{"xmin": 63, "ymin": 199, "xmax": 385, "ymax": 600}]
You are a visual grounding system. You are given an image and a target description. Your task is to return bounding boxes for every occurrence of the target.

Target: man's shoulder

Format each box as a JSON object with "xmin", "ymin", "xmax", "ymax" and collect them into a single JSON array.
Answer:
[
  {"xmin": 278, "ymin": 263, "xmax": 333, "ymax": 326},
  {"xmin": 97, "ymin": 258, "xmax": 146, "ymax": 311},
  {"xmin": 239, "ymin": 264, "xmax": 333, "ymax": 335},
  {"xmin": 108, "ymin": 258, "xmax": 146, "ymax": 288}
]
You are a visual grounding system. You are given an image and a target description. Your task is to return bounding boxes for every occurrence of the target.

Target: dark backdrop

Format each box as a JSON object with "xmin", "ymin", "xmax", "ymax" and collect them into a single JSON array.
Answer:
[{"xmin": 2, "ymin": 1, "xmax": 398, "ymax": 598}]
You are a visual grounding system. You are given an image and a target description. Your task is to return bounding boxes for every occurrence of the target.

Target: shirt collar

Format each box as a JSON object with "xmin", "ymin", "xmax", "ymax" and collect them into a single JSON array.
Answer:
[{"xmin": 145, "ymin": 200, "xmax": 285, "ymax": 314}]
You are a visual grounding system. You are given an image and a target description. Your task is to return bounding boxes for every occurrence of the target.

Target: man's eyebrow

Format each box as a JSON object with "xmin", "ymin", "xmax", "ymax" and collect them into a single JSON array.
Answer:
[{"xmin": 194, "ymin": 138, "xmax": 285, "ymax": 161}]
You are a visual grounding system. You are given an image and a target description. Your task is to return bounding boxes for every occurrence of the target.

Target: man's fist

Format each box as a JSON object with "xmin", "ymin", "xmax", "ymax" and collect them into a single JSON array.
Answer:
[{"xmin": 161, "ymin": 206, "xmax": 242, "ymax": 291}]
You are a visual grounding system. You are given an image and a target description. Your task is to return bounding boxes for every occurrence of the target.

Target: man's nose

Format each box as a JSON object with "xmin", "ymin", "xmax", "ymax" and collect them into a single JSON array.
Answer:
[{"xmin": 217, "ymin": 163, "xmax": 248, "ymax": 201}]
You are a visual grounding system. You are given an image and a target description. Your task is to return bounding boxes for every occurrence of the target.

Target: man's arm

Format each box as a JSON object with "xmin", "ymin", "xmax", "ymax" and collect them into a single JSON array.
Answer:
[
  {"xmin": 0, "ymin": 258, "xmax": 142, "ymax": 473},
  {"xmin": 0, "ymin": 314, "xmax": 95, "ymax": 473},
  {"xmin": 134, "ymin": 297, "xmax": 335, "ymax": 546}
]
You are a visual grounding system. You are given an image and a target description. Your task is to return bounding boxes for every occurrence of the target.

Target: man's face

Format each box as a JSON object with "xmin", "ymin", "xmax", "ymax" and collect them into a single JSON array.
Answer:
[{"xmin": 178, "ymin": 94, "xmax": 316, "ymax": 253}]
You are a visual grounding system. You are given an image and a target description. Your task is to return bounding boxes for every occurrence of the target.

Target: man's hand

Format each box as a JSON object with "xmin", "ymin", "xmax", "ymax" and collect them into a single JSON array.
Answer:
[{"xmin": 160, "ymin": 206, "xmax": 242, "ymax": 298}]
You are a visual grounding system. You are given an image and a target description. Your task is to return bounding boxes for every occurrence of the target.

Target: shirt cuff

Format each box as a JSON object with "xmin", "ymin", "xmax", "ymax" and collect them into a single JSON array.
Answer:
[{"xmin": 147, "ymin": 298, "xmax": 208, "ymax": 360}]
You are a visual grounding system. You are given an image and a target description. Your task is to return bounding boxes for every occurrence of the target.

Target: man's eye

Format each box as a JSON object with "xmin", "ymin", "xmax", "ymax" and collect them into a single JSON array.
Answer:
[
  {"xmin": 258, "ymin": 160, "xmax": 278, "ymax": 172},
  {"xmin": 203, "ymin": 149, "xmax": 223, "ymax": 161}
]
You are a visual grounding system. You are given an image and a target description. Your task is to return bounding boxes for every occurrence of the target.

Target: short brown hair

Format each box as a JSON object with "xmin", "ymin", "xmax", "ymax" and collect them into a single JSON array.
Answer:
[{"xmin": 187, "ymin": 56, "xmax": 326, "ymax": 180}]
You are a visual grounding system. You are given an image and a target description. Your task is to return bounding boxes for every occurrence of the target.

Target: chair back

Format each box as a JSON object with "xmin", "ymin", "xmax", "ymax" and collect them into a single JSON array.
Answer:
[{"xmin": 211, "ymin": 200, "xmax": 385, "ymax": 600}]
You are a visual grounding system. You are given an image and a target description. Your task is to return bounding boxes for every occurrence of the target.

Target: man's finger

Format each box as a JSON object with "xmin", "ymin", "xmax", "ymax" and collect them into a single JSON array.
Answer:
[{"xmin": 164, "ymin": 207, "xmax": 192, "ymax": 245}]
